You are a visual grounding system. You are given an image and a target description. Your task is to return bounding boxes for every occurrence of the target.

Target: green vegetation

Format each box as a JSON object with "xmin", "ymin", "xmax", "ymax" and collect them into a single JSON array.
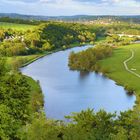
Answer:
[
  {"xmin": 0, "ymin": 17, "xmax": 41, "ymax": 25},
  {"xmin": 0, "ymin": 22, "xmax": 95, "ymax": 57},
  {"xmin": 108, "ymin": 23, "xmax": 140, "ymax": 35},
  {"xmin": 66, "ymin": 38, "xmax": 140, "ymax": 140},
  {"xmin": 0, "ymin": 22, "xmax": 35, "ymax": 30},
  {"xmin": 69, "ymin": 45, "xmax": 113, "ymax": 71},
  {"xmin": 99, "ymin": 44, "xmax": 140, "ymax": 101},
  {"xmin": 0, "ymin": 58, "xmax": 43, "ymax": 139},
  {"xmin": 20, "ymin": 109, "xmax": 140, "ymax": 140},
  {"xmin": 1, "ymin": 18, "xmax": 140, "ymax": 140},
  {"xmin": 87, "ymin": 22, "xmax": 140, "ymax": 38},
  {"xmin": 0, "ymin": 21, "xmax": 96, "ymax": 139}
]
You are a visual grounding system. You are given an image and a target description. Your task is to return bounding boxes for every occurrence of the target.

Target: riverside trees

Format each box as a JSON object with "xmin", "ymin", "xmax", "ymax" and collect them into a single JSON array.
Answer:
[
  {"xmin": 22, "ymin": 109, "xmax": 140, "ymax": 140},
  {"xmin": 0, "ymin": 59, "xmax": 30, "ymax": 139},
  {"xmin": 1, "ymin": 21, "xmax": 139, "ymax": 57},
  {"xmin": 68, "ymin": 45, "xmax": 113, "ymax": 72}
]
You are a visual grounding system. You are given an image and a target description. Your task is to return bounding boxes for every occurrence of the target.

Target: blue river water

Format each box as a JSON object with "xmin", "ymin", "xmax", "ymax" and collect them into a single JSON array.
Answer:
[{"xmin": 21, "ymin": 45, "xmax": 136, "ymax": 120}]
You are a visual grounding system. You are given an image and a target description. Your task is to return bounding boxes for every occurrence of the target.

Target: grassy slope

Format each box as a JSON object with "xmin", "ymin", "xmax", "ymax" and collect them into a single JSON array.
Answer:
[
  {"xmin": 6, "ymin": 55, "xmax": 41, "ymax": 69},
  {"xmin": 25, "ymin": 76, "xmax": 44, "ymax": 112},
  {"xmin": 99, "ymin": 43, "xmax": 140, "ymax": 108},
  {"xmin": 6, "ymin": 55, "xmax": 40, "ymax": 63},
  {"xmin": 0, "ymin": 22, "xmax": 36, "ymax": 30},
  {"xmin": 128, "ymin": 46, "xmax": 140, "ymax": 74},
  {"xmin": 0, "ymin": 22, "xmax": 42, "ymax": 113}
]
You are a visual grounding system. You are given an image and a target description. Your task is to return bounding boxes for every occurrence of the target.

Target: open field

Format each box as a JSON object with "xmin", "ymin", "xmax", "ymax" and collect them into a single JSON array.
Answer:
[
  {"xmin": 99, "ymin": 43, "xmax": 140, "ymax": 107},
  {"xmin": 6, "ymin": 55, "xmax": 41, "ymax": 68},
  {"xmin": 0, "ymin": 22, "xmax": 36, "ymax": 30},
  {"xmin": 128, "ymin": 47, "xmax": 140, "ymax": 75}
]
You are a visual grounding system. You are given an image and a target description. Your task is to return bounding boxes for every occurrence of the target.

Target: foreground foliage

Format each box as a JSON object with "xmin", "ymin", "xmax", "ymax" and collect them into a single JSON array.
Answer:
[
  {"xmin": 0, "ymin": 58, "xmax": 43, "ymax": 139},
  {"xmin": 22, "ymin": 109, "xmax": 140, "ymax": 140}
]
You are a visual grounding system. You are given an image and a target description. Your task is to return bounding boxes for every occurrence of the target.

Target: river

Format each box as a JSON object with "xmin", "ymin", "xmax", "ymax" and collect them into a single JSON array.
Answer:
[{"xmin": 21, "ymin": 45, "xmax": 136, "ymax": 120}]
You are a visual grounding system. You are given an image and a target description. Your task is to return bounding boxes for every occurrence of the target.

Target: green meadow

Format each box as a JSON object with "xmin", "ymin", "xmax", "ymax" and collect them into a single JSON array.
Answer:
[
  {"xmin": 0, "ymin": 22, "xmax": 36, "ymax": 30},
  {"xmin": 5, "ymin": 54, "xmax": 41, "ymax": 69},
  {"xmin": 99, "ymin": 43, "xmax": 140, "ymax": 106}
]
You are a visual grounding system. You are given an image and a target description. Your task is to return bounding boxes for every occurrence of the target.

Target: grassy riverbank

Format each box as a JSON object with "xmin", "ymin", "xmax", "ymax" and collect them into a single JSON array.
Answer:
[{"xmin": 99, "ymin": 43, "xmax": 140, "ymax": 108}]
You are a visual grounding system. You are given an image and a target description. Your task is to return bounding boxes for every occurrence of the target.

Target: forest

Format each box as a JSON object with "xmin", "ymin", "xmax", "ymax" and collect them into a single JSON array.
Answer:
[{"xmin": 0, "ymin": 22, "xmax": 95, "ymax": 56}]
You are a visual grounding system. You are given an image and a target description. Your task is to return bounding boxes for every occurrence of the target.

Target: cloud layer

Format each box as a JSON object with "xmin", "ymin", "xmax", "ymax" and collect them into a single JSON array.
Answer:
[{"xmin": 0, "ymin": 0, "xmax": 140, "ymax": 16}]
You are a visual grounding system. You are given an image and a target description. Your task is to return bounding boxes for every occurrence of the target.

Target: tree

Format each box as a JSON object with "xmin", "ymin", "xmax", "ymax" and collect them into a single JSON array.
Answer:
[
  {"xmin": 0, "ymin": 105, "xmax": 19, "ymax": 140},
  {"xmin": 0, "ymin": 57, "xmax": 7, "ymax": 76},
  {"xmin": 42, "ymin": 41, "xmax": 53, "ymax": 51}
]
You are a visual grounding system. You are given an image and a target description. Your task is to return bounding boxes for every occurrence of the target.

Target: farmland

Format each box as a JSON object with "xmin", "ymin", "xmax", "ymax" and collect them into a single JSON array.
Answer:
[{"xmin": 0, "ymin": 22, "xmax": 36, "ymax": 30}]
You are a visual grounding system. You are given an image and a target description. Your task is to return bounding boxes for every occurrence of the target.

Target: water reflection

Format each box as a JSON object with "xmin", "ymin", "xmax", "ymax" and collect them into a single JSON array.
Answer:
[{"xmin": 79, "ymin": 71, "xmax": 90, "ymax": 80}]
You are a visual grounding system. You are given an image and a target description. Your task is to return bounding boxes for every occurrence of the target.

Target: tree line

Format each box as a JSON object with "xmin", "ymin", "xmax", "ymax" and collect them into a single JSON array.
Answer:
[
  {"xmin": 0, "ymin": 17, "xmax": 40, "ymax": 25},
  {"xmin": 68, "ymin": 45, "xmax": 113, "ymax": 72},
  {"xmin": 0, "ymin": 22, "xmax": 96, "ymax": 56}
]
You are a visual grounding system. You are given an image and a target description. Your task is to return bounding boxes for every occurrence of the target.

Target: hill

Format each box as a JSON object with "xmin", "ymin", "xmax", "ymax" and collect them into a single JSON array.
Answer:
[{"xmin": 0, "ymin": 13, "xmax": 140, "ymax": 23}]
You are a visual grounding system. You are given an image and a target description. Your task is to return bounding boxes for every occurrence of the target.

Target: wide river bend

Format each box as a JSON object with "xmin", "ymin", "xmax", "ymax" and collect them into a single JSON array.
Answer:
[{"xmin": 21, "ymin": 45, "xmax": 136, "ymax": 120}]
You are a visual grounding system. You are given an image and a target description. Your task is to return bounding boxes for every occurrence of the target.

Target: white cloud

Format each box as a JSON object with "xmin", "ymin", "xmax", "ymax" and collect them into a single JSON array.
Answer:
[{"xmin": 0, "ymin": 0, "xmax": 140, "ymax": 15}]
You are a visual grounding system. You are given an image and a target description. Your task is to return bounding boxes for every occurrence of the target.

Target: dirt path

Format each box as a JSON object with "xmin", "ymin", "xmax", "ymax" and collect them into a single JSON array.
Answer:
[{"xmin": 123, "ymin": 49, "xmax": 140, "ymax": 78}]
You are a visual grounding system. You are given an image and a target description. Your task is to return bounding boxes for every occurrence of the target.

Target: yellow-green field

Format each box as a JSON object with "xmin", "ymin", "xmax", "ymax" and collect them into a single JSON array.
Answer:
[
  {"xmin": 0, "ymin": 22, "xmax": 36, "ymax": 31},
  {"xmin": 99, "ymin": 43, "xmax": 140, "ymax": 107},
  {"xmin": 6, "ymin": 55, "xmax": 40, "ymax": 68}
]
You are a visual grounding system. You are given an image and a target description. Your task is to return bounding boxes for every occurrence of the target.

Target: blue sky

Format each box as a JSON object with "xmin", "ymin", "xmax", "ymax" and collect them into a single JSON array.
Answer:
[{"xmin": 0, "ymin": 0, "xmax": 140, "ymax": 16}]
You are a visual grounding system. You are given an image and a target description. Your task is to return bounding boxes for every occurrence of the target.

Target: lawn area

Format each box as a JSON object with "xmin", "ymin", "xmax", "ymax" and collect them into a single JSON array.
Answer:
[
  {"xmin": 6, "ymin": 55, "xmax": 41, "ymax": 68},
  {"xmin": 128, "ymin": 46, "xmax": 140, "ymax": 74},
  {"xmin": 99, "ymin": 43, "xmax": 140, "ymax": 107},
  {"xmin": 0, "ymin": 22, "xmax": 36, "ymax": 31}
]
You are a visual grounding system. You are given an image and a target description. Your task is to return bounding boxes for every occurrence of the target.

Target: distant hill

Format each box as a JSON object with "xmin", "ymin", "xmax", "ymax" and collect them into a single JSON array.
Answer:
[{"xmin": 0, "ymin": 13, "xmax": 140, "ymax": 23}]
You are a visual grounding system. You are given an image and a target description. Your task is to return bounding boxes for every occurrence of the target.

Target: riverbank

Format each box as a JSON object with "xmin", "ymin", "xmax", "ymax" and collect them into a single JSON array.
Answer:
[
  {"xmin": 21, "ymin": 42, "xmax": 90, "ymax": 68},
  {"xmin": 20, "ymin": 40, "xmax": 138, "ymax": 118},
  {"xmin": 21, "ymin": 44, "xmax": 136, "ymax": 120},
  {"xmin": 25, "ymin": 76, "xmax": 44, "ymax": 113},
  {"xmin": 20, "ymin": 43, "xmax": 90, "ymax": 114},
  {"xmin": 98, "ymin": 43, "xmax": 140, "ymax": 111}
]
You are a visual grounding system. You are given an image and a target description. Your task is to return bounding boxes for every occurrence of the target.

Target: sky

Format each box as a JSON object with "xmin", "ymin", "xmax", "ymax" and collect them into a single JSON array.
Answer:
[{"xmin": 0, "ymin": 0, "xmax": 140, "ymax": 16}]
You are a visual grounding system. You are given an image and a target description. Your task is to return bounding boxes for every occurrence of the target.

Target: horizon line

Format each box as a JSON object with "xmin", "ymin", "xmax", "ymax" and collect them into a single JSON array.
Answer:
[{"xmin": 0, "ymin": 12, "xmax": 140, "ymax": 17}]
